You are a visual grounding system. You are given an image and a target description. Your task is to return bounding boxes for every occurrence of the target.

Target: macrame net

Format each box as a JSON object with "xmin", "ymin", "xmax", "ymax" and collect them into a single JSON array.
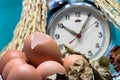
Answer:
[{"xmin": 94, "ymin": 0, "xmax": 120, "ymax": 30}]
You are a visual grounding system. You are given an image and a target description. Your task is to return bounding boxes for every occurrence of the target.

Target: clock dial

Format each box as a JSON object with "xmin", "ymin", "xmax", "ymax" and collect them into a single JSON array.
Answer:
[{"xmin": 47, "ymin": 3, "xmax": 110, "ymax": 60}]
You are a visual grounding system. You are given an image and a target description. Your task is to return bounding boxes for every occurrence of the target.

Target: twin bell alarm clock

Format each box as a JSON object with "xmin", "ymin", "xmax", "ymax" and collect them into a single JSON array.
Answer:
[{"xmin": 47, "ymin": 0, "xmax": 112, "ymax": 61}]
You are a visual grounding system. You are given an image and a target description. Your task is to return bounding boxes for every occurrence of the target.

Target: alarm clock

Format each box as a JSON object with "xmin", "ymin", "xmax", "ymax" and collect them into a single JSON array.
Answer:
[{"xmin": 47, "ymin": 0, "xmax": 111, "ymax": 61}]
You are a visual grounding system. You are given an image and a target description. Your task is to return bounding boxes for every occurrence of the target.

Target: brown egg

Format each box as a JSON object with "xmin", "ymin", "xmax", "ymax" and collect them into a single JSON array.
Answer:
[
  {"xmin": 2, "ymin": 58, "xmax": 26, "ymax": 80},
  {"xmin": 7, "ymin": 64, "xmax": 41, "ymax": 80},
  {"xmin": 36, "ymin": 61, "xmax": 67, "ymax": 80},
  {"xmin": 0, "ymin": 49, "xmax": 27, "ymax": 74},
  {"xmin": 24, "ymin": 32, "xmax": 63, "ymax": 67},
  {"xmin": 63, "ymin": 54, "xmax": 89, "ymax": 72}
]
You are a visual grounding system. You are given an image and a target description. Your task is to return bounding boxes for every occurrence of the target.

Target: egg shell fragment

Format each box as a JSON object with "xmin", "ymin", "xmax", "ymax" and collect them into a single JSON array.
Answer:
[
  {"xmin": 63, "ymin": 54, "xmax": 89, "ymax": 72},
  {"xmin": 24, "ymin": 32, "xmax": 63, "ymax": 67}
]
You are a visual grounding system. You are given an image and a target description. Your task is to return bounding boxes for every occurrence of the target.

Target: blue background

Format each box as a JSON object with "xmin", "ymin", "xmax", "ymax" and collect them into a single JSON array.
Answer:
[
  {"xmin": 0, "ymin": 0, "xmax": 23, "ymax": 51},
  {"xmin": 0, "ymin": 0, "xmax": 120, "ymax": 52}
]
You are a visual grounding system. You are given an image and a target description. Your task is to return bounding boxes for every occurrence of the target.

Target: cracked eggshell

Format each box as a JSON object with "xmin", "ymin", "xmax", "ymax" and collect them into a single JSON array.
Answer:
[
  {"xmin": 23, "ymin": 32, "xmax": 63, "ymax": 67},
  {"xmin": 63, "ymin": 54, "xmax": 89, "ymax": 72}
]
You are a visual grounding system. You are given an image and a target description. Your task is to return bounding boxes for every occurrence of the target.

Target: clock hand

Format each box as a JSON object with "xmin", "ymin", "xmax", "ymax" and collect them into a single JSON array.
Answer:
[
  {"xmin": 69, "ymin": 21, "xmax": 96, "ymax": 44},
  {"xmin": 67, "ymin": 14, "xmax": 92, "ymax": 44},
  {"xmin": 68, "ymin": 13, "xmax": 92, "ymax": 44},
  {"xmin": 68, "ymin": 13, "xmax": 91, "ymax": 44},
  {"xmin": 68, "ymin": 33, "xmax": 82, "ymax": 44},
  {"xmin": 82, "ymin": 21, "xmax": 98, "ymax": 33},
  {"xmin": 63, "ymin": 25, "xmax": 77, "ymax": 36},
  {"xmin": 77, "ymin": 13, "xmax": 92, "ymax": 39},
  {"xmin": 69, "ymin": 37, "xmax": 77, "ymax": 44}
]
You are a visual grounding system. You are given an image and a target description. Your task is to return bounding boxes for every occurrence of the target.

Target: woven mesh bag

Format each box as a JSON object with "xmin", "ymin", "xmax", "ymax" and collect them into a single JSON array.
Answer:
[{"xmin": 94, "ymin": 0, "xmax": 120, "ymax": 30}]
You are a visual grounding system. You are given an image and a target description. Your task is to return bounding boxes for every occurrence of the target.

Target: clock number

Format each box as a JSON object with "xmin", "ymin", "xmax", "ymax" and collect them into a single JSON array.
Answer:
[
  {"xmin": 75, "ymin": 12, "xmax": 81, "ymax": 17},
  {"xmin": 58, "ymin": 23, "xmax": 63, "ymax": 28},
  {"xmin": 59, "ymin": 44, "xmax": 64, "ymax": 50},
  {"xmin": 65, "ymin": 15, "xmax": 70, "ymax": 20},
  {"xmin": 96, "ymin": 43, "xmax": 100, "ymax": 48},
  {"xmin": 95, "ymin": 21, "xmax": 99, "ymax": 27},
  {"xmin": 88, "ymin": 50, "xmax": 93, "ymax": 56},
  {"xmin": 98, "ymin": 32, "xmax": 102, "ymax": 38},
  {"xmin": 55, "ymin": 34, "xmax": 60, "ymax": 39}
]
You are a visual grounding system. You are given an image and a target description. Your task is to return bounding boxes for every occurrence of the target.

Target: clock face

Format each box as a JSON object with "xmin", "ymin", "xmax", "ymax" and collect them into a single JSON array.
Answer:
[{"xmin": 47, "ymin": 3, "xmax": 110, "ymax": 60}]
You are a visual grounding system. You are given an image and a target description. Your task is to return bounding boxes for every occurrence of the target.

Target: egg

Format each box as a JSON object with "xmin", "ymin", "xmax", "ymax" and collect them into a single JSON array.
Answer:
[
  {"xmin": 36, "ymin": 61, "xmax": 67, "ymax": 79},
  {"xmin": 2, "ymin": 58, "xmax": 26, "ymax": 80},
  {"xmin": 23, "ymin": 32, "xmax": 63, "ymax": 67},
  {"xmin": 7, "ymin": 64, "xmax": 41, "ymax": 80},
  {"xmin": 0, "ymin": 49, "xmax": 27, "ymax": 74},
  {"xmin": 63, "ymin": 54, "xmax": 89, "ymax": 72}
]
